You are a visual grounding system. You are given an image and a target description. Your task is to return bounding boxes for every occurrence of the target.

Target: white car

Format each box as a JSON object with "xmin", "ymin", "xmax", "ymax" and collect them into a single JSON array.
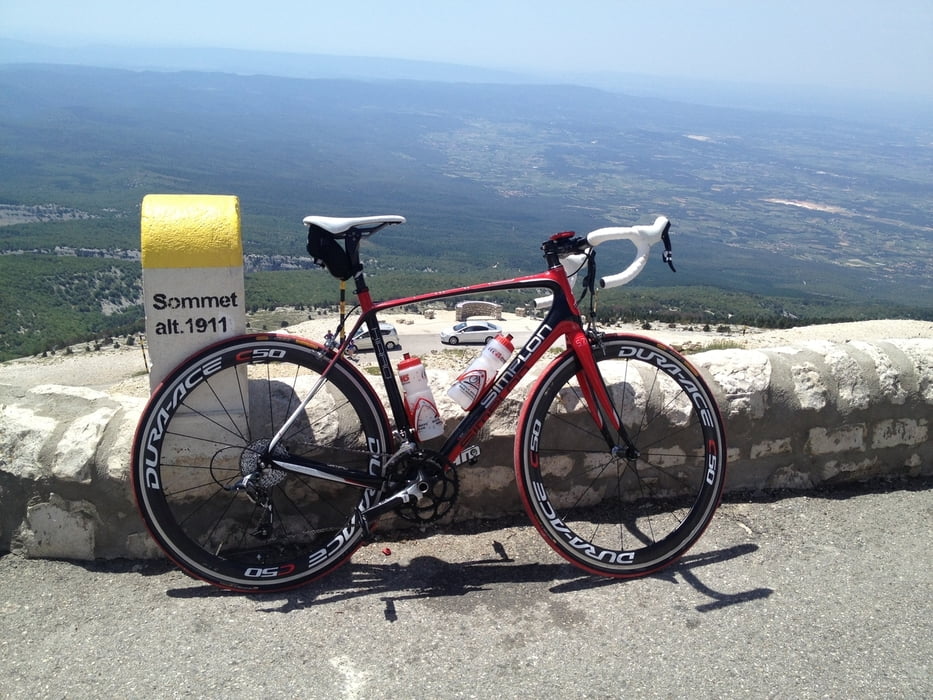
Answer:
[
  {"xmin": 352, "ymin": 323, "xmax": 400, "ymax": 350},
  {"xmin": 440, "ymin": 320, "xmax": 503, "ymax": 345}
]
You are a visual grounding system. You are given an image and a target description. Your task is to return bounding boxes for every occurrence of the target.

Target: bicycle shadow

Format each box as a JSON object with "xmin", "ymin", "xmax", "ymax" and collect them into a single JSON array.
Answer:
[{"xmin": 166, "ymin": 539, "xmax": 772, "ymax": 615}]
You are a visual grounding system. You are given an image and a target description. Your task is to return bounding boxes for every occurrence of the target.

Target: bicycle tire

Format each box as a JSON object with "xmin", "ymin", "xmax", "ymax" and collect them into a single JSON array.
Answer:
[
  {"xmin": 131, "ymin": 334, "xmax": 391, "ymax": 592},
  {"xmin": 515, "ymin": 334, "xmax": 726, "ymax": 578}
]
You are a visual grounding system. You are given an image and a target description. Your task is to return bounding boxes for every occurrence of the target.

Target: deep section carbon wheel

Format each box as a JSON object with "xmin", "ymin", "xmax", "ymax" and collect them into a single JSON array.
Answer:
[
  {"xmin": 515, "ymin": 335, "xmax": 726, "ymax": 577},
  {"xmin": 132, "ymin": 334, "xmax": 390, "ymax": 592}
]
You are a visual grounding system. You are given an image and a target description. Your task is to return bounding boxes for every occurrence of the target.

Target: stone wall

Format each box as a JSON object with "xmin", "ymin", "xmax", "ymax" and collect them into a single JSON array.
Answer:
[
  {"xmin": 455, "ymin": 300, "xmax": 502, "ymax": 321},
  {"xmin": 0, "ymin": 337, "xmax": 930, "ymax": 561}
]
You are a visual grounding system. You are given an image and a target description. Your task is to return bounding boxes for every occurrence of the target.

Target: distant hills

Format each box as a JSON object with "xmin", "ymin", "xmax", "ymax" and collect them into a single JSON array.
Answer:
[
  {"xmin": 0, "ymin": 37, "xmax": 539, "ymax": 84},
  {"xmin": 4, "ymin": 37, "xmax": 931, "ymax": 125},
  {"xmin": 0, "ymin": 50, "xmax": 930, "ymax": 360}
]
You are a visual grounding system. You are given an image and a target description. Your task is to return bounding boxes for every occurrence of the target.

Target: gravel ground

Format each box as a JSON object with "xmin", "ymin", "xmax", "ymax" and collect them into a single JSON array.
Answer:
[{"xmin": 0, "ymin": 479, "xmax": 930, "ymax": 698}]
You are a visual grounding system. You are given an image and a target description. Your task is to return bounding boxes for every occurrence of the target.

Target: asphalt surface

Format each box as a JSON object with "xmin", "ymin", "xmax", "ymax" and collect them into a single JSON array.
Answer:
[{"xmin": 1, "ymin": 479, "xmax": 930, "ymax": 699}]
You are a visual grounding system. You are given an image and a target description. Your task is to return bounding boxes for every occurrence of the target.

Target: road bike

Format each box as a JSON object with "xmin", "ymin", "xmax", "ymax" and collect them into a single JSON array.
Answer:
[{"xmin": 131, "ymin": 213, "xmax": 727, "ymax": 592}]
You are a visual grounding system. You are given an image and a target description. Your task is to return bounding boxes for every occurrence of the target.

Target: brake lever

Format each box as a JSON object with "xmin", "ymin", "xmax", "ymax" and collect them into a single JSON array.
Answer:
[{"xmin": 661, "ymin": 221, "xmax": 676, "ymax": 273}]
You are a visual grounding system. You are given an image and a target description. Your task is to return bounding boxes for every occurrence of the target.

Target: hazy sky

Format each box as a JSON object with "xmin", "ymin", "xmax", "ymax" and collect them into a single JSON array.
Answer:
[{"xmin": 2, "ymin": 0, "xmax": 931, "ymax": 97}]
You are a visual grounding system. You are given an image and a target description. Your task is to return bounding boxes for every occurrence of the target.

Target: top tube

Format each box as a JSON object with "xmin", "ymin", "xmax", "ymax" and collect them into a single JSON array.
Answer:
[{"xmin": 343, "ymin": 255, "xmax": 585, "ymax": 457}]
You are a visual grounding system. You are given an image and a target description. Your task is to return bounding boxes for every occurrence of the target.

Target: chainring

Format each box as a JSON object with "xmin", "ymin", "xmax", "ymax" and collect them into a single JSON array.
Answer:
[{"xmin": 393, "ymin": 452, "xmax": 459, "ymax": 524}]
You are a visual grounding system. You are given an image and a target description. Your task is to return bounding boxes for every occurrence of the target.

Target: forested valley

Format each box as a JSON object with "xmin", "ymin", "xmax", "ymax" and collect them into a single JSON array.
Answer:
[{"xmin": 1, "ymin": 63, "xmax": 930, "ymax": 361}]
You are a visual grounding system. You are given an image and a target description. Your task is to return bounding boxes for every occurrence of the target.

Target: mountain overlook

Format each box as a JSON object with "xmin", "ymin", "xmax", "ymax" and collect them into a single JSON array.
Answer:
[{"xmin": 0, "ymin": 61, "xmax": 931, "ymax": 360}]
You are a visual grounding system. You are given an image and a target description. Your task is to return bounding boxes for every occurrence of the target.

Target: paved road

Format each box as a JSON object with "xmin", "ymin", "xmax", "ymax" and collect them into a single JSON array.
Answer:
[
  {"xmin": 368, "ymin": 331, "xmax": 539, "ymax": 362},
  {"xmin": 1, "ymin": 480, "xmax": 930, "ymax": 699}
]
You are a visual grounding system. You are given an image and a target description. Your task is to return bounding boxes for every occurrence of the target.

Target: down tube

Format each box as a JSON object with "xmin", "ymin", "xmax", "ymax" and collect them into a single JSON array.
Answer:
[{"xmin": 438, "ymin": 298, "xmax": 580, "ymax": 463}]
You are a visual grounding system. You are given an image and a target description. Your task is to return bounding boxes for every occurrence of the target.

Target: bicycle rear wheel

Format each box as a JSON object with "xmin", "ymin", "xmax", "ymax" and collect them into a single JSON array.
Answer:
[
  {"xmin": 515, "ymin": 335, "xmax": 726, "ymax": 578},
  {"xmin": 132, "ymin": 334, "xmax": 391, "ymax": 592}
]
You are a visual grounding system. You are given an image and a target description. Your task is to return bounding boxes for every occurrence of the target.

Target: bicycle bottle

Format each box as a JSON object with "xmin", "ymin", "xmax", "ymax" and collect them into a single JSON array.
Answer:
[
  {"xmin": 398, "ymin": 353, "xmax": 445, "ymax": 439},
  {"xmin": 447, "ymin": 334, "xmax": 514, "ymax": 409}
]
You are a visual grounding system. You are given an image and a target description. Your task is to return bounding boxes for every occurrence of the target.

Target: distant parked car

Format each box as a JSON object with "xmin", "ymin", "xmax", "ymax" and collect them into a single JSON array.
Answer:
[
  {"xmin": 440, "ymin": 320, "xmax": 503, "ymax": 345},
  {"xmin": 352, "ymin": 323, "xmax": 400, "ymax": 350}
]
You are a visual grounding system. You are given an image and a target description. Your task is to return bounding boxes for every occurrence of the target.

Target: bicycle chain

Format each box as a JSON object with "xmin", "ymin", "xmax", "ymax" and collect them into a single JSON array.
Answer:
[{"xmin": 225, "ymin": 438, "xmax": 458, "ymax": 526}]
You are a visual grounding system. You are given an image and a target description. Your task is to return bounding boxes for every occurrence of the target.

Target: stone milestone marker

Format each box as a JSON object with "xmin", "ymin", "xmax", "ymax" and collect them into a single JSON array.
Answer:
[{"xmin": 140, "ymin": 194, "xmax": 246, "ymax": 390}]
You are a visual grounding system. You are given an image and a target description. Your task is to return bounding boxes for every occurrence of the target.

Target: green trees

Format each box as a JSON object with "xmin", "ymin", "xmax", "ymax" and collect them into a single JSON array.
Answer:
[{"xmin": 0, "ymin": 255, "xmax": 143, "ymax": 361}]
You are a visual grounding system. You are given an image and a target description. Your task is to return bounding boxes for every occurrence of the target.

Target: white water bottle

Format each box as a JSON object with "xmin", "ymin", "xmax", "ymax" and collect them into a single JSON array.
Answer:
[
  {"xmin": 447, "ymin": 334, "xmax": 514, "ymax": 410},
  {"xmin": 397, "ymin": 353, "xmax": 445, "ymax": 440}
]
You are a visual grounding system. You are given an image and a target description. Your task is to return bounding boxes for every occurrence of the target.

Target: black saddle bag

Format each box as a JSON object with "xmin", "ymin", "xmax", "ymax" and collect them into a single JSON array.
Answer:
[{"xmin": 306, "ymin": 226, "xmax": 358, "ymax": 280}]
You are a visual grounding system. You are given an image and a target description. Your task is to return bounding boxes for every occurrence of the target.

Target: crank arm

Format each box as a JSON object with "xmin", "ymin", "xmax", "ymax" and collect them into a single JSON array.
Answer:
[{"xmin": 359, "ymin": 479, "xmax": 429, "ymax": 521}]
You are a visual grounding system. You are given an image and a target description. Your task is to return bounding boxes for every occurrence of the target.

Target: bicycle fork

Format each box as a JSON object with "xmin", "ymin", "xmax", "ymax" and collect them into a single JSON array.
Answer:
[{"xmin": 570, "ymin": 331, "xmax": 640, "ymax": 460}]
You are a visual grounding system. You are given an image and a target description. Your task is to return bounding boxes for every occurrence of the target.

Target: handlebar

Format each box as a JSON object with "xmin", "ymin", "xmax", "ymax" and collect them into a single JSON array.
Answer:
[
  {"xmin": 587, "ymin": 215, "xmax": 673, "ymax": 289},
  {"xmin": 532, "ymin": 215, "xmax": 674, "ymax": 310}
]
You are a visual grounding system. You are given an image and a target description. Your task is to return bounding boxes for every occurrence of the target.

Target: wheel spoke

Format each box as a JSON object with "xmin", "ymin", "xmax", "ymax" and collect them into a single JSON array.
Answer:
[
  {"xmin": 132, "ymin": 336, "xmax": 390, "ymax": 591},
  {"xmin": 516, "ymin": 336, "xmax": 726, "ymax": 577}
]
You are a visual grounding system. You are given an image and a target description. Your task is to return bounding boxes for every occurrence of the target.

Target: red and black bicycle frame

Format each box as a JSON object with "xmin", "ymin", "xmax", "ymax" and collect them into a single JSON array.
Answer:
[
  {"xmin": 267, "ymin": 231, "xmax": 631, "ymax": 499},
  {"xmin": 338, "ymin": 241, "xmax": 627, "ymax": 471}
]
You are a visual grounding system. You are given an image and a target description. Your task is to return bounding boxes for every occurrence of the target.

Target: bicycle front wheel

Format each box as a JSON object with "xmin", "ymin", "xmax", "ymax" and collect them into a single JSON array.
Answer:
[
  {"xmin": 515, "ymin": 335, "xmax": 726, "ymax": 578},
  {"xmin": 132, "ymin": 334, "xmax": 391, "ymax": 592}
]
